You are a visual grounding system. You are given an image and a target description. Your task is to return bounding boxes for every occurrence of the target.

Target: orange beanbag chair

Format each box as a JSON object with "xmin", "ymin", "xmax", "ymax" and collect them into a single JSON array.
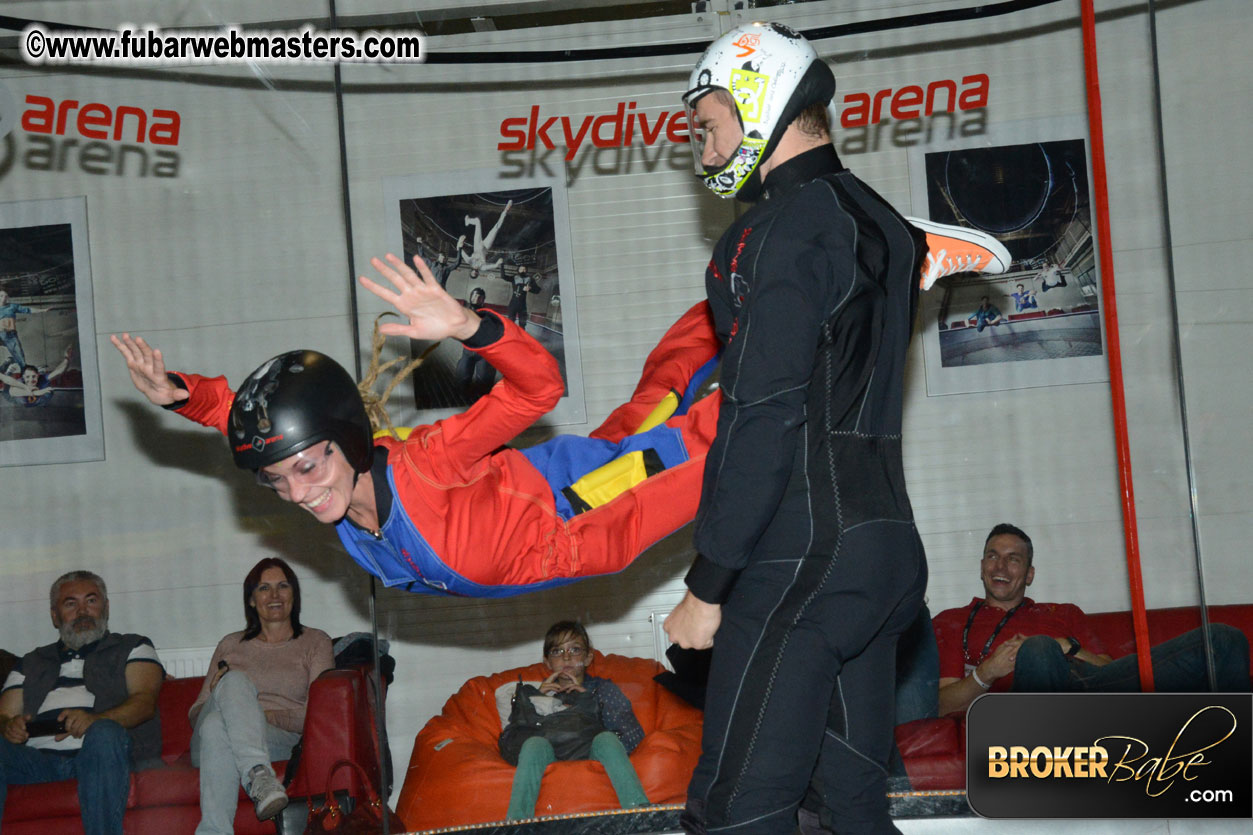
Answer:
[{"xmin": 397, "ymin": 652, "xmax": 703, "ymax": 830}]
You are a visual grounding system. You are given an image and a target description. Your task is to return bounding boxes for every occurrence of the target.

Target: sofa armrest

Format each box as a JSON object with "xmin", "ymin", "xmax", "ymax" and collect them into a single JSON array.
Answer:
[
  {"xmin": 285, "ymin": 667, "xmax": 381, "ymax": 799},
  {"xmin": 896, "ymin": 717, "xmax": 966, "ymax": 791},
  {"xmin": 895, "ymin": 717, "xmax": 960, "ymax": 759}
]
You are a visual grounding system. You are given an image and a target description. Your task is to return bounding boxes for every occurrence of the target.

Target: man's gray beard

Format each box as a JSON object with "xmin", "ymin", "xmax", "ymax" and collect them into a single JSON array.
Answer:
[{"xmin": 60, "ymin": 614, "xmax": 108, "ymax": 650}]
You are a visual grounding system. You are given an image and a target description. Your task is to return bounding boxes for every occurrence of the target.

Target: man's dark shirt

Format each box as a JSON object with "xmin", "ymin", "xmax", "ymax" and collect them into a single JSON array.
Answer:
[{"xmin": 687, "ymin": 144, "xmax": 926, "ymax": 599}]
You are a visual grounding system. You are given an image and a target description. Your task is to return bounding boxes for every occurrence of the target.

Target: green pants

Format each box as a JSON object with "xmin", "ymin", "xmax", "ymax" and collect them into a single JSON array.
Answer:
[{"xmin": 506, "ymin": 731, "xmax": 650, "ymax": 820}]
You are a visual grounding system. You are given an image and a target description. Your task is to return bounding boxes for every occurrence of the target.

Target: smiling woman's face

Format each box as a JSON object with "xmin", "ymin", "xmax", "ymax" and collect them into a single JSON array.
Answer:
[
  {"xmin": 257, "ymin": 441, "xmax": 357, "ymax": 523},
  {"xmin": 250, "ymin": 566, "xmax": 294, "ymax": 625}
]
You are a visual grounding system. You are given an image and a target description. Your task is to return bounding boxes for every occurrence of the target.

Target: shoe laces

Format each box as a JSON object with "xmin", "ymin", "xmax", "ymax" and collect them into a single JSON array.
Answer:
[
  {"xmin": 928, "ymin": 249, "xmax": 985, "ymax": 277},
  {"xmin": 921, "ymin": 249, "xmax": 985, "ymax": 289}
]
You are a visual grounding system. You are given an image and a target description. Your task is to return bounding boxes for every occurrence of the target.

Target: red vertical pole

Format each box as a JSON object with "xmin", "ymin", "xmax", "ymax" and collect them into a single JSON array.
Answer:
[{"xmin": 1079, "ymin": 0, "xmax": 1154, "ymax": 691}]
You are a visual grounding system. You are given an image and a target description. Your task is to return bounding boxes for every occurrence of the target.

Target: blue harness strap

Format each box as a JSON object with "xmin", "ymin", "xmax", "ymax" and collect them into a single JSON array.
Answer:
[
  {"xmin": 334, "ymin": 468, "xmax": 580, "ymax": 598},
  {"xmin": 520, "ymin": 422, "xmax": 691, "ymax": 520},
  {"xmin": 676, "ymin": 355, "xmax": 720, "ymax": 415}
]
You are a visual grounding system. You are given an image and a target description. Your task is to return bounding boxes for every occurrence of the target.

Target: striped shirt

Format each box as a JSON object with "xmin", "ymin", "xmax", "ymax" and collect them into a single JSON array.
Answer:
[{"xmin": 1, "ymin": 636, "xmax": 162, "ymax": 752}]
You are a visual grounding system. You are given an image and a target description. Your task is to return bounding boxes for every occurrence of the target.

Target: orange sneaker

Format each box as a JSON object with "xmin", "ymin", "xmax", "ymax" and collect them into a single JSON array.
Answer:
[{"xmin": 907, "ymin": 217, "xmax": 1012, "ymax": 291}]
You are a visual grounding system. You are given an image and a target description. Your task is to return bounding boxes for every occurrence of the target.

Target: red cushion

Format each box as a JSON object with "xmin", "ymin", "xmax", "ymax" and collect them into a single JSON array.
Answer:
[
  {"xmin": 895, "ymin": 717, "xmax": 958, "ymax": 758},
  {"xmin": 0, "ymin": 815, "xmax": 89, "ymax": 835},
  {"xmin": 4, "ymin": 776, "xmax": 132, "ymax": 822},
  {"xmin": 132, "ymin": 764, "xmax": 201, "ymax": 807},
  {"xmin": 3, "ymin": 666, "xmax": 380, "ymax": 835},
  {"xmin": 157, "ymin": 676, "xmax": 204, "ymax": 764},
  {"xmin": 1086, "ymin": 604, "xmax": 1253, "ymax": 672},
  {"xmin": 285, "ymin": 669, "xmax": 366, "ymax": 797},
  {"xmin": 902, "ymin": 753, "xmax": 967, "ymax": 791}
]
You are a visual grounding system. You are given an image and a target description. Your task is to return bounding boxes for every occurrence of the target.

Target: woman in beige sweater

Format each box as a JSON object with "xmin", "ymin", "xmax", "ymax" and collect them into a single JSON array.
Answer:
[{"xmin": 188, "ymin": 558, "xmax": 334, "ymax": 833}]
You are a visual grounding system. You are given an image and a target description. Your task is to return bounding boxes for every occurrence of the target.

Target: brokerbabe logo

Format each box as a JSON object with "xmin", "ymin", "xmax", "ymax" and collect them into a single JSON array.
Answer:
[{"xmin": 967, "ymin": 693, "xmax": 1252, "ymax": 818}]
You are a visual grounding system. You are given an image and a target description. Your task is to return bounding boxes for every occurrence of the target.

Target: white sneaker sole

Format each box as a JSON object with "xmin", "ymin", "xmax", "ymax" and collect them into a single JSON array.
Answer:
[
  {"xmin": 254, "ymin": 792, "xmax": 289, "ymax": 821},
  {"xmin": 906, "ymin": 216, "xmax": 1012, "ymax": 274}
]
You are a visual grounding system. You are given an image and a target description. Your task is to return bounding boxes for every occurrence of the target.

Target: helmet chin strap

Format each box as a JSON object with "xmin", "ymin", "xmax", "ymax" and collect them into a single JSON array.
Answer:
[
  {"xmin": 701, "ymin": 135, "xmax": 771, "ymax": 203},
  {"xmin": 353, "ymin": 444, "xmax": 376, "ymax": 486},
  {"xmin": 352, "ymin": 453, "xmax": 374, "ymax": 488},
  {"xmin": 349, "ymin": 445, "xmax": 377, "ymax": 506},
  {"xmin": 734, "ymin": 166, "xmax": 766, "ymax": 204}
]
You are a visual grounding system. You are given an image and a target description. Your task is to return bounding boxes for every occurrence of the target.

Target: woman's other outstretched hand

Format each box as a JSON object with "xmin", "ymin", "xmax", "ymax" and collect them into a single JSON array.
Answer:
[
  {"xmin": 359, "ymin": 254, "xmax": 481, "ymax": 342},
  {"xmin": 110, "ymin": 333, "xmax": 189, "ymax": 407}
]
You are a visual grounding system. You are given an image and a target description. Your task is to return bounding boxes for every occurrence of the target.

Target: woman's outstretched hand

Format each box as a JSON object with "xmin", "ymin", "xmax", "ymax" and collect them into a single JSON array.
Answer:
[
  {"xmin": 358, "ymin": 253, "xmax": 481, "ymax": 342},
  {"xmin": 110, "ymin": 333, "xmax": 189, "ymax": 407}
]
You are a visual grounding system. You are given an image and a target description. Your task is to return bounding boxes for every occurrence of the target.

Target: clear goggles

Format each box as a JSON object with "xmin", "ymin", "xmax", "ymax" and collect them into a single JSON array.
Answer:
[{"xmin": 255, "ymin": 441, "xmax": 335, "ymax": 492}]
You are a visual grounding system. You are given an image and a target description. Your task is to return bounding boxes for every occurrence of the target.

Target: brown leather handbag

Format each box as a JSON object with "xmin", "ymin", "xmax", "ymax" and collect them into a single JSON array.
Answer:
[{"xmin": 304, "ymin": 759, "xmax": 406, "ymax": 834}]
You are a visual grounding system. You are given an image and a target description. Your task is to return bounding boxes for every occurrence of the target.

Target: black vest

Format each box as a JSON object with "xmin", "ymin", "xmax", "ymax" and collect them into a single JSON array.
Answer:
[{"xmin": 21, "ymin": 632, "xmax": 162, "ymax": 762}]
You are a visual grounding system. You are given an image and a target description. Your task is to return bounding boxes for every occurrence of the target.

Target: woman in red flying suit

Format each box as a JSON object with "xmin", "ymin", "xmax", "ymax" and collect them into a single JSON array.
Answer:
[{"xmin": 113, "ymin": 254, "xmax": 720, "ymax": 597}]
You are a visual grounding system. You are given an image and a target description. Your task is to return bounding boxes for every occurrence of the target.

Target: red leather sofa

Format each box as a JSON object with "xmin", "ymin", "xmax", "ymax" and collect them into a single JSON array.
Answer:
[
  {"xmin": 896, "ymin": 603, "xmax": 1253, "ymax": 791},
  {"xmin": 397, "ymin": 652, "xmax": 703, "ymax": 831},
  {"xmin": 1, "ymin": 666, "xmax": 385, "ymax": 834}
]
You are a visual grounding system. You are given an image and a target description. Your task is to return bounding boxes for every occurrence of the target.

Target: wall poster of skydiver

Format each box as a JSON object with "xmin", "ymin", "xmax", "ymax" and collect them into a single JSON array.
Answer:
[
  {"xmin": 908, "ymin": 116, "xmax": 1110, "ymax": 396},
  {"xmin": 379, "ymin": 169, "xmax": 585, "ymax": 427},
  {"xmin": 0, "ymin": 196, "xmax": 104, "ymax": 467}
]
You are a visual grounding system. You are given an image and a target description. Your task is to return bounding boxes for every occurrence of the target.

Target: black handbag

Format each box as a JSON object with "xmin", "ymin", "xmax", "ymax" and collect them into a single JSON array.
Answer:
[{"xmin": 498, "ymin": 680, "xmax": 605, "ymax": 765}]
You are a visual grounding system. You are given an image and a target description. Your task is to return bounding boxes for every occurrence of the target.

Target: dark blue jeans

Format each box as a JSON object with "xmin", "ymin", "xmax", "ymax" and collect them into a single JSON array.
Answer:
[
  {"xmin": 893, "ymin": 604, "xmax": 939, "ymax": 725},
  {"xmin": 1012, "ymin": 626, "xmax": 1250, "ymax": 692},
  {"xmin": 0, "ymin": 329, "xmax": 25, "ymax": 370},
  {"xmin": 0, "ymin": 719, "xmax": 132, "ymax": 835}
]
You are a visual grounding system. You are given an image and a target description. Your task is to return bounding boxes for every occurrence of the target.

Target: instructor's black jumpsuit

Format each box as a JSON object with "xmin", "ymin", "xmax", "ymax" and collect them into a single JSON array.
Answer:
[{"xmin": 683, "ymin": 145, "xmax": 929, "ymax": 834}]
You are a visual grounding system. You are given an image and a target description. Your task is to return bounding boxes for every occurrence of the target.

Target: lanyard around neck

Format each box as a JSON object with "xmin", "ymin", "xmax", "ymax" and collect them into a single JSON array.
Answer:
[{"xmin": 962, "ymin": 599, "xmax": 1024, "ymax": 665}]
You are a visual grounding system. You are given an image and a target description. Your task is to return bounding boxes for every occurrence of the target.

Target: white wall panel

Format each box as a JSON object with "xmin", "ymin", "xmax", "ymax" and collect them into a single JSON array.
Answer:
[
  {"xmin": 1156, "ymin": 0, "xmax": 1253, "ymax": 603},
  {"xmin": 1, "ymin": 0, "xmax": 1248, "ymax": 818}
]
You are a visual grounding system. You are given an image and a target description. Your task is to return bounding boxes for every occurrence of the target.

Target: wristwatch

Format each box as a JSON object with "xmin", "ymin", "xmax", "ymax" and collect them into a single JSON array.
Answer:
[{"xmin": 1065, "ymin": 637, "xmax": 1081, "ymax": 657}]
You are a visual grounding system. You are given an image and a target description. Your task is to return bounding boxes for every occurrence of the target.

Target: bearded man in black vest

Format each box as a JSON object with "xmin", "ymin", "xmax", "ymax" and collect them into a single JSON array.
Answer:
[{"xmin": 0, "ymin": 570, "xmax": 164, "ymax": 835}]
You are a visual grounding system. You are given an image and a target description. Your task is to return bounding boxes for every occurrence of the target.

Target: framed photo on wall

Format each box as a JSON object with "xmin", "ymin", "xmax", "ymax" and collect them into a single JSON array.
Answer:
[
  {"xmin": 0, "ymin": 196, "xmax": 104, "ymax": 467},
  {"xmin": 908, "ymin": 115, "xmax": 1108, "ymax": 396},
  {"xmin": 378, "ymin": 169, "xmax": 585, "ymax": 427}
]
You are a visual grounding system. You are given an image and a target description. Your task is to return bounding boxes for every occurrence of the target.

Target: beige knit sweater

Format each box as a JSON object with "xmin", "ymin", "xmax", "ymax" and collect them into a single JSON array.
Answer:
[{"xmin": 188, "ymin": 628, "xmax": 334, "ymax": 734}]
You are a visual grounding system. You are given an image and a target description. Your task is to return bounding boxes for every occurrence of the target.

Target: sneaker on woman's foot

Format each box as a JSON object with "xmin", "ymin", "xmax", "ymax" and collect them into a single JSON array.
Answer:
[
  {"xmin": 907, "ymin": 217, "xmax": 1013, "ymax": 291},
  {"xmin": 247, "ymin": 765, "xmax": 289, "ymax": 821}
]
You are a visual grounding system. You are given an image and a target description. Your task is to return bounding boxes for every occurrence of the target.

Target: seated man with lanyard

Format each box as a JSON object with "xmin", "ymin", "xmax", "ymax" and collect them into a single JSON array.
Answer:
[{"xmin": 934, "ymin": 523, "xmax": 1249, "ymax": 717}]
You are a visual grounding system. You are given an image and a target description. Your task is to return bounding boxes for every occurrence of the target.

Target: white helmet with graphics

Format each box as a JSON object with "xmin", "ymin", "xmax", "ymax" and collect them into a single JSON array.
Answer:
[{"xmin": 683, "ymin": 22, "xmax": 835, "ymax": 200}]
